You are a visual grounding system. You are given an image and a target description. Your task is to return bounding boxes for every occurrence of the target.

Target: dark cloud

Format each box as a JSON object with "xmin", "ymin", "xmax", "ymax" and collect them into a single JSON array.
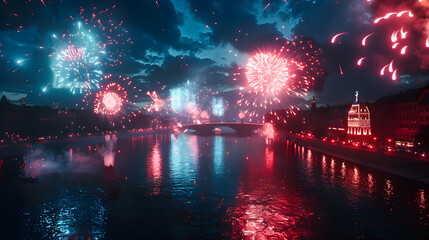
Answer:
[
  {"xmin": 143, "ymin": 55, "xmax": 215, "ymax": 89},
  {"xmin": 187, "ymin": 0, "xmax": 284, "ymax": 52}
]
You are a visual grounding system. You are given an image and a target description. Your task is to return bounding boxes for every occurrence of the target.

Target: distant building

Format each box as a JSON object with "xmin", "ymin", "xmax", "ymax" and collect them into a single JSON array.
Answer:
[
  {"xmin": 347, "ymin": 91, "xmax": 371, "ymax": 138},
  {"xmin": 370, "ymin": 84, "xmax": 429, "ymax": 148},
  {"xmin": 395, "ymin": 85, "xmax": 429, "ymax": 148},
  {"xmin": 370, "ymin": 94, "xmax": 397, "ymax": 142}
]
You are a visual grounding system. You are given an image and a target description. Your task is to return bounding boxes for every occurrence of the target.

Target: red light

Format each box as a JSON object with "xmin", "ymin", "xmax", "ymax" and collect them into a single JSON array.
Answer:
[
  {"xmin": 373, "ymin": 137, "xmax": 377, "ymax": 141},
  {"xmin": 388, "ymin": 139, "xmax": 392, "ymax": 142},
  {"xmin": 238, "ymin": 112, "xmax": 245, "ymax": 119}
]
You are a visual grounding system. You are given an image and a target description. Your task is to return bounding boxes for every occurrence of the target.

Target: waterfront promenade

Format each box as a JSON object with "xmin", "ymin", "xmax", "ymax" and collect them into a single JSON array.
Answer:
[{"xmin": 284, "ymin": 133, "xmax": 429, "ymax": 184}]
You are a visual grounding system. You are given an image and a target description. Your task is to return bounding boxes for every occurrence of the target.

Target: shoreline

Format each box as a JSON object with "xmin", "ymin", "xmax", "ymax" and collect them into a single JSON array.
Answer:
[
  {"xmin": 0, "ymin": 129, "xmax": 172, "ymax": 158},
  {"xmin": 282, "ymin": 133, "xmax": 429, "ymax": 185}
]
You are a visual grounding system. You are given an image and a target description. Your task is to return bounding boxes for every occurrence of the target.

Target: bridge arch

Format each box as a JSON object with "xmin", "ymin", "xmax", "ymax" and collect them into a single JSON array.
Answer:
[{"xmin": 179, "ymin": 122, "xmax": 266, "ymax": 135}]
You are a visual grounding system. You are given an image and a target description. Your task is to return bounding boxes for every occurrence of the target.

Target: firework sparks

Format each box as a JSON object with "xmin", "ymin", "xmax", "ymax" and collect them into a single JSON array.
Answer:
[
  {"xmin": 147, "ymin": 91, "xmax": 164, "ymax": 112},
  {"xmin": 357, "ymin": 57, "xmax": 366, "ymax": 66},
  {"xmin": 237, "ymin": 37, "xmax": 327, "ymax": 121},
  {"xmin": 331, "ymin": 32, "xmax": 348, "ymax": 44},
  {"xmin": 94, "ymin": 83, "xmax": 127, "ymax": 115},
  {"xmin": 262, "ymin": 3, "xmax": 271, "ymax": 11},
  {"xmin": 4, "ymin": 3, "xmax": 134, "ymax": 95},
  {"xmin": 211, "ymin": 98, "xmax": 226, "ymax": 117},
  {"xmin": 361, "ymin": 33, "xmax": 374, "ymax": 46},
  {"xmin": 52, "ymin": 42, "xmax": 102, "ymax": 94},
  {"xmin": 335, "ymin": 1, "xmax": 429, "ymax": 82},
  {"xmin": 245, "ymin": 52, "xmax": 299, "ymax": 97}
]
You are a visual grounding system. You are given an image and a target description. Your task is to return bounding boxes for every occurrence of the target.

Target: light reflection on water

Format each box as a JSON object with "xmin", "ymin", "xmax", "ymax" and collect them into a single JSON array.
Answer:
[
  {"xmin": 170, "ymin": 134, "xmax": 199, "ymax": 198},
  {"xmin": 19, "ymin": 188, "xmax": 106, "ymax": 239},
  {"xmin": 213, "ymin": 136, "xmax": 225, "ymax": 176},
  {"xmin": 0, "ymin": 134, "xmax": 428, "ymax": 239},
  {"xmin": 147, "ymin": 139, "xmax": 162, "ymax": 195}
]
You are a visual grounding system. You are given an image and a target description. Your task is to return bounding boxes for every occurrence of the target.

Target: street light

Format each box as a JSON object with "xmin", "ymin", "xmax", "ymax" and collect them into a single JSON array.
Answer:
[{"xmin": 238, "ymin": 112, "xmax": 245, "ymax": 124}]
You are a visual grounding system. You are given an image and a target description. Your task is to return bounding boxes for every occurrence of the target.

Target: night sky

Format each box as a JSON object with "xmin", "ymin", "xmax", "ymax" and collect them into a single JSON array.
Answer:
[{"xmin": 0, "ymin": 0, "xmax": 428, "ymax": 111}]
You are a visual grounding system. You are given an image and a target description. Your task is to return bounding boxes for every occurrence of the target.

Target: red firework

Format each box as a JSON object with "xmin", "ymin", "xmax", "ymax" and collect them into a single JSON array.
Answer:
[
  {"xmin": 94, "ymin": 83, "xmax": 127, "ymax": 115},
  {"xmin": 245, "ymin": 52, "xmax": 302, "ymax": 98},
  {"xmin": 237, "ymin": 37, "xmax": 327, "ymax": 119}
]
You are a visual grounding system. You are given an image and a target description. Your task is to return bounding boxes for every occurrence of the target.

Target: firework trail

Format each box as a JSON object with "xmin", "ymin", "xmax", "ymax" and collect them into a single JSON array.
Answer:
[
  {"xmin": 331, "ymin": 32, "xmax": 348, "ymax": 44},
  {"xmin": 335, "ymin": 0, "xmax": 429, "ymax": 81},
  {"xmin": 146, "ymin": 91, "xmax": 164, "ymax": 112}
]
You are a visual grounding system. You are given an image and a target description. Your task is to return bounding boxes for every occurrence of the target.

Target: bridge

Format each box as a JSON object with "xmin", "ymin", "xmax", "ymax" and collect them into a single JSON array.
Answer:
[{"xmin": 179, "ymin": 122, "xmax": 266, "ymax": 135}]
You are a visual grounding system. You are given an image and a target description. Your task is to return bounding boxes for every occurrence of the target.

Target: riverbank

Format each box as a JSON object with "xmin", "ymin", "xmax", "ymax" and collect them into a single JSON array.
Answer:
[
  {"xmin": 0, "ymin": 129, "xmax": 172, "ymax": 158},
  {"xmin": 282, "ymin": 133, "xmax": 429, "ymax": 185}
]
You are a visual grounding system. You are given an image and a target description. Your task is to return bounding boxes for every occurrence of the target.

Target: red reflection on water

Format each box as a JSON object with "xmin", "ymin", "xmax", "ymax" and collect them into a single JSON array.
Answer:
[
  {"xmin": 352, "ymin": 167, "xmax": 360, "ymax": 187},
  {"xmin": 321, "ymin": 155, "xmax": 327, "ymax": 175},
  {"xmin": 148, "ymin": 140, "xmax": 162, "ymax": 195},
  {"xmin": 227, "ymin": 145, "xmax": 314, "ymax": 239},
  {"xmin": 306, "ymin": 149, "xmax": 312, "ymax": 165},
  {"xmin": 228, "ymin": 182, "xmax": 313, "ymax": 239},
  {"xmin": 102, "ymin": 135, "xmax": 116, "ymax": 168},
  {"xmin": 416, "ymin": 189, "xmax": 429, "ymax": 225},
  {"xmin": 330, "ymin": 158, "xmax": 336, "ymax": 182},
  {"xmin": 265, "ymin": 147, "xmax": 274, "ymax": 169},
  {"xmin": 417, "ymin": 189, "xmax": 426, "ymax": 211},
  {"xmin": 384, "ymin": 179, "xmax": 394, "ymax": 201},
  {"xmin": 368, "ymin": 173, "xmax": 376, "ymax": 195},
  {"xmin": 340, "ymin": 162, "xmax": 346, "ymax": 179}
]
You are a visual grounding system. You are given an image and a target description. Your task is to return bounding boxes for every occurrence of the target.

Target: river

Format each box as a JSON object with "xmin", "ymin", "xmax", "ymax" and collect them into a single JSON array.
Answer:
[{"xmin": 0, "ymin": 133, "xmax": 428, "ymax": 239}]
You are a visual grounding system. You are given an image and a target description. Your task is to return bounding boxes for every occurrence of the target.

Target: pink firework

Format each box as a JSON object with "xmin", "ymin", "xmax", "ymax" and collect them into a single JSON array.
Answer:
[
  {"xmin": 94, "ymin": 83, "xmax": 127, "ymax": 115},
  {"xmin": 60, "ymin": 45, "xmax": 84, "ymax": 62},
  {"xmin": 237, "ymin": 37, "xmax": 327, "ymax": 120},
  {"xmin": 146, "ymin": 91, "xmax": 164, "ymax": 112},
  {"xmin": 245, "ymin": 52, "xmax": 302, "ymax": 97}
]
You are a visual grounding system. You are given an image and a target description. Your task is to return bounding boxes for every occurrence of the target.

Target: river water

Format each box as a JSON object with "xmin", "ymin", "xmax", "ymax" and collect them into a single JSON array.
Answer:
[{"xmin": 0, "ymin": 133, "xmax": 428, "ymax": 239}]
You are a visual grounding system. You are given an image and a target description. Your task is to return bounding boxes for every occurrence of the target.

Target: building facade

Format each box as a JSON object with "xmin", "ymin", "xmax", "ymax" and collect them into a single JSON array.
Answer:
[
  {"xmin": 347, "ymin": 91, "xmax": 371, "ymax": 138},
  {"xmin": 369, "ymin": 84, "xmax": 429, "ymax": 148}
]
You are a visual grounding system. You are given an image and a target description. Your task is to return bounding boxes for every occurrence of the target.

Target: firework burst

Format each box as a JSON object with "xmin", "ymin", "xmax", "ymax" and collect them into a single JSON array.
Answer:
[
  {"xmin": 52, "ymin": 31, "xmax": 103, "ymax": 94},
  {"xmin": 146, "ymin": 91, "xmax": 164, "ymax": 113},
  {"xmin": 94, "ymin": 82, "xmax": 128, "ymax": 115},
  {"xmin": 237, "ymin": 37, "xmax": 327, "ymax": 121},
  {"xmin": 211, "ymin": 97, "xmax": 227, "ymax": 117},
  {"xmin": 1, "ymin": 2, "xmax": 132, "ymax": 95},
  {"xmin": 245, "ymin": 52, "xmax": 303, "ymax": 98}
]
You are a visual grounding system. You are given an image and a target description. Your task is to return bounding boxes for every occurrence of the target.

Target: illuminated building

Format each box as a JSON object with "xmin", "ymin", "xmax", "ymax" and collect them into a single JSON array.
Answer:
[{"xmin": 347, "ymin": 91, "xmax": 371, "ymax": 137}]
